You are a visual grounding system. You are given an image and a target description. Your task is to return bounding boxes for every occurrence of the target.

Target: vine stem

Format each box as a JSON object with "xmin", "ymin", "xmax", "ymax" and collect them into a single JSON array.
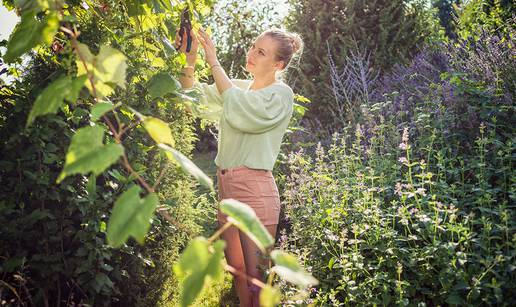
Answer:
[
  {"xmin": 225, "ymin": 264, "xmax": 267, "ymax": 289},
  {"xmin": 208, "ymin": 221, "xmax": 232, "ymax": 243}
]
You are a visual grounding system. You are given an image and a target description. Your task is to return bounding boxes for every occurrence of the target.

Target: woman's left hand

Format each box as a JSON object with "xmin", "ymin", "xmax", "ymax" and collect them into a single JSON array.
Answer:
[{"xmin": 197, "ymin": 27, "xmax": 219, "ymax": 66}]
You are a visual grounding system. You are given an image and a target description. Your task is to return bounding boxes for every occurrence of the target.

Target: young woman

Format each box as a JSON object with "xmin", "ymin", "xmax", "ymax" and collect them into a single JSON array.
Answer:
[{"xmin": 176, "ymin": 26, "xmax": 303, "ymax": 307}]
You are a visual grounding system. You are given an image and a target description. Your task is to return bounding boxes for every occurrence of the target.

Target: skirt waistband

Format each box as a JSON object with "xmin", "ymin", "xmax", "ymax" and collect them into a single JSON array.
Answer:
[{"xmin": 217, "ymin": 165, "xmax": 270, "ymax": 176}]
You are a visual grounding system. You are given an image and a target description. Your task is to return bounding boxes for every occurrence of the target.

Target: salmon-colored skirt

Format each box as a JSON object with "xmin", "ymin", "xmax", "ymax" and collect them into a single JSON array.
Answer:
[{"xmin": 216, "ymin": 166, "xmax": 281, "ymax": 226}]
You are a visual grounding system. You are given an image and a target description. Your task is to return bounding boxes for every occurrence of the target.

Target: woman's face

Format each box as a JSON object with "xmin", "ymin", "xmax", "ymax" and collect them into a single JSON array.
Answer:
[{"xmin": 245, "ymin": 35, "xmax": 284, "ymax": 76}]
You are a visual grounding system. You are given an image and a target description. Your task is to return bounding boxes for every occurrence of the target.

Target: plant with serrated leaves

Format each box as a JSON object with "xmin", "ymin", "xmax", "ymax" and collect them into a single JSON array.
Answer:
[{"xmin": 1, "ymin": 0, "xmax": 316, "ymax": 305}]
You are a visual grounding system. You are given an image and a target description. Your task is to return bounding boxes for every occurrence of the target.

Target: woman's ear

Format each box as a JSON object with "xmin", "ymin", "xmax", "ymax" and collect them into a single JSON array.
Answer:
[{"xmin": 275, "ymin": 60, "xmax": 285, "ymax": 71}]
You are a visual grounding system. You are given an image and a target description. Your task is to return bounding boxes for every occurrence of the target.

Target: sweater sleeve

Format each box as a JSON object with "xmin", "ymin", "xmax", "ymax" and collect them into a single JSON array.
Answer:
[
  {"xmin": 221, "ymin": 86, "xmax": 293, "ymax": 134},
  {"xmin": 189, "ymin": 80, "xmax": 223, "ymax": 121}
]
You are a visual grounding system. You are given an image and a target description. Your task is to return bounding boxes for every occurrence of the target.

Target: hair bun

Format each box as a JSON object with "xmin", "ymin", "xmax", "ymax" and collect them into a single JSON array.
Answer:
[{"xmin": 289, "ymin": 33, "xmax": 303, "ymax": 54}]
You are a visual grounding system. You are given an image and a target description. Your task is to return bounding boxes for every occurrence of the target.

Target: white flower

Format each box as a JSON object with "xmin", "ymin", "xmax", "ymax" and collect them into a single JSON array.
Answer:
[
  {"xmin": 402, "ymin": 127, "xmax": 409, "ymax": 143},
  {"xmin": 415, "ymin": 188, "xmax": 427, "ymax": 196}
]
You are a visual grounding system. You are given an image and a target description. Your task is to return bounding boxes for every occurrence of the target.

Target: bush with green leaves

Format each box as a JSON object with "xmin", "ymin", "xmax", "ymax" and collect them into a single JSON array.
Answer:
[
  {"xmin": 276, "ymin": 21, "xmax": 515, "ymax": 306},
  {"xmin": 0, "ymin": 0, "xmax": 316, "ymax": 305},
  {"xmin": 0, "ymin": 0, "xmax": 210, "ymax": 304},
  {"xmin": 279, "ymin": 120, "xmax": 514, "ymax": 305},
  {"xmin": 455, "ymin": 0, "xmax": 515, "ymax": 39}
]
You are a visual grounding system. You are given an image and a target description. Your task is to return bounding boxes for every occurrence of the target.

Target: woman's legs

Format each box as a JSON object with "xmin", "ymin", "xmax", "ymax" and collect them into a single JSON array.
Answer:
[
  {"xmin": 239, "ymin": 223, "xmax": 278, "ymax": 307},
  {"xmin": 219, "ymin": 220, "xmax": 252, "ymax": 307}
]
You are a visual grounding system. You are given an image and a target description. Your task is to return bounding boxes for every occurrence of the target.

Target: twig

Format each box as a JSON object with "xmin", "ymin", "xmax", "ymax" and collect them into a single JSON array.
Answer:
[
  {"xmin": 0, "ymin": 280, "xmax": 22, "ymax": 303},
  {"xmin": 119, "ymin": 119, "xmax": 141, "ymax": 138},
  {"xmin": 225, "ymin": 264, "xmax": 267, "ymax": 289},
  {"xmin": 157, "ymin": 207, "xmax": 193, "ymax": 235},
  {"xmin": 120, "ymin": 152, "xmax": 154, "ymax": 193},
  {"xmin": 152, "ymin": 163, "xmax": 170, "ymax": 190},
  {"xmin": 208, "ymin": 221, "xmax": 232, "ymax": 243}
]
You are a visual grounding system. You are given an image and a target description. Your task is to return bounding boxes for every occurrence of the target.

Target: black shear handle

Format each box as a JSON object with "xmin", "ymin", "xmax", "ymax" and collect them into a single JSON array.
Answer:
[{"xmin": 177, "ymin": 7, "xmax": 192, "ymax": 52}]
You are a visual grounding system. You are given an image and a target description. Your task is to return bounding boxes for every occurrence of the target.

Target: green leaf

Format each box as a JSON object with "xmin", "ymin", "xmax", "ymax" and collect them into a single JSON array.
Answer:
[
  {"xmin": 68, "ymin": 75, "xmax": 88, "ymax": 102},
  {"xmin": 126, "ymin": 0, "xmax": 146, "ymax": 16},
  {"xmin": 219, "ymin": 199, "xmax": 274, "ymax": 252},
  {"xmin": 294, "ymin": 93, "xmax": 311, "ymax": 103},
  {"xmin": 41, "ymin": 11, "xmax": 59, "ymax": 45},
  {"xmin": 260, "ymin": 285, "xmax": 281, "ymax": 307},
  {"xmin": 14, "ymin": 0, "xmax": 64, "ymax": 14},
  {"xmin": 173, "ymin": 237, "xmax": 226, "ymax": 307},
  {"xmin": 86, "ymin": 173, "xmax": 96, "ymax": 200},
  {"xmin": 270, "ymin": 250, "xmax": 318, "ymax": 288},
  {"xmin": 181, "ymin": 267, "xmax": 208, "ymax": 307},
  {"xmin": 107, "ymin": 186, "xmax": 158, "ymax": 247},
  {"xmin": 143, "ymin": 117, "xmax": 175, "ymax": 146},
  {"xmin": 56, "ymin": 126, "xmax": 124, "ymax": 183},
  {"xmin": 91, "ymin": 101, "xmax": 115, "ymax": 121},
  {"xmin": 205, "ymin": 240, "xmax": 226, "ymax": 281},
  {"xmin": 147, "ymin": 72, "xmax": 181, "ymax": 98},
  {"xmin": 158, "ymin": 144, "xmax": 213, "ymax": 190},
  {"xmin": 76, "ymin": 43, "xmax": 128, "ymax": 98},
  {"xmin": 160, "ymin": 35, "xmax": 176, "ymax": 58},
  {"xmin": 4, "ymin": 11, "xmax": 59, "ymax": 63},
  {"xmin": 26, "ymin": 75, "xmax": 86, "ymax": 127},
  {"xmin": 173, "ymin": 237, "xmax": 211, "ymax": 279}
]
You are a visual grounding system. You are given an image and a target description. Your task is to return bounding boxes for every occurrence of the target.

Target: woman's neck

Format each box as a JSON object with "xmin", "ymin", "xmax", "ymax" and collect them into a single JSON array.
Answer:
[{"xmin": 249, "ymin": 74, "xmax": 278, "ymax": 90}]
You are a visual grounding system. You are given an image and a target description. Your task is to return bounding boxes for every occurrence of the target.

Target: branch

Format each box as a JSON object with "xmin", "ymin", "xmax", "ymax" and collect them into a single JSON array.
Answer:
[
  {"xmin": 120, "ymin": 152, "xmax": 154, "ymax": 193},
  {"xmin": 152, "ymin": 162, "xmax": 170, "ymax": 190},
  {"xmin": 225, "ymin": 264, "xmax": 267, "ymax": 289}
]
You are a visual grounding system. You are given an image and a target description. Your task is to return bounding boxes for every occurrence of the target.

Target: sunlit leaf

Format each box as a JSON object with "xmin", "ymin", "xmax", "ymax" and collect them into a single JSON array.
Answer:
[
  {"xmin": 91, "ymin": 101, "xmax": 115, "ymax": 121},
  {"xmin": 205, "ymin": 240, "xmax": 226, "ymax": 281},
  {"xmin": 260, "ymin": 285, "xmax": 281, "ymax": 307},
  {"xmin": 219, "ymin": 199, "xmax": 274, "ymax": 252},
  {"xmin": 158, "ymin": 144, "xmax": 213, "ymax": 190},
  {"xmin": 143, "ymin": 117, "xmax": 175, "ymax": 146},
  {"xmin": 75, "ymin": 43, "xmax": 127, "ymax": 98},
  {"xmin": 126, "ymin": 0, "xmax": 146, "ymax": 16},
  {"xmin": 27, "ymin": 75, "xmax": 87, "ymax": 127},
  {"xmin": 270, "ymin": 250, "xmax": 319, "ymax": 288},
  {"xmin": 56, "ymin": 126, "xmax": 124, "ymax": 183},
  {"xmin": 173, "ymin": 237, "xmax": 225, "ymax": 307},
  {"xmin": 173, "ymin": 237, "xmax": 211, "ymax": 279},
  {"xmin": 4, "ymin": 11, "xmax": 59, "ymax": 63},
  {"xmin": 106, "ymin": 185, "xmax": 158, "ymax": 247},
  {"xmin": 14, "ymin": 0, "xmax": 64, "ymax": 14},
  {"xmin": 147, "ymin": 72, "xmax": 181, "ymax": 98},
  {"xmin": 294, "ymin": 94, "xmax": 311, "ymax": 103}
]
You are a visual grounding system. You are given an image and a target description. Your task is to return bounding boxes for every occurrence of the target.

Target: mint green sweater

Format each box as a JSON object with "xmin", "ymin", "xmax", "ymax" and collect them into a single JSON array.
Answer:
[{"xmin": 190, "ymin": 79, "xmax": 294, "ymax": 170}]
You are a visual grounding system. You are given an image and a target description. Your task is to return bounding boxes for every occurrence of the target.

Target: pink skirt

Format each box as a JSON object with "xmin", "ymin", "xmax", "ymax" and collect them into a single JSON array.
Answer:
[{"xmin": 216, "ymin": 166, "xmax": 281, "ymax": 226}]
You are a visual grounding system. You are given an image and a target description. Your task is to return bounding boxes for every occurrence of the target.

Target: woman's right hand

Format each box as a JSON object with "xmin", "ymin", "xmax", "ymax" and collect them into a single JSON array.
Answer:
[{"xmin": 174, "ymin": 28, "xmax": 199, "ymax": 65}]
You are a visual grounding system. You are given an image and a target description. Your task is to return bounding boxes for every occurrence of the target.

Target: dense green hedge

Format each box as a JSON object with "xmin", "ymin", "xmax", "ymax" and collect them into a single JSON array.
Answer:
[{"xmin": 0, "ymin": 1, "xmax": 212, "ymax": 305}]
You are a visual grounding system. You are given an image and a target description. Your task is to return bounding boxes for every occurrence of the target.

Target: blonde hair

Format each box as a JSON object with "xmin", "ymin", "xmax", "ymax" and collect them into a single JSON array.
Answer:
[{"xmin": 261, "ymin": 28, "xmax": 304, "ymax": 71}]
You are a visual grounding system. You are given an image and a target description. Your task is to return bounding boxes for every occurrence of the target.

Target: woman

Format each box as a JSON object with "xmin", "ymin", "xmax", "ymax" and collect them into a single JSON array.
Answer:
[{"xmin": 176, "ymin": 26, "xmax": 303, "ymax": 307}]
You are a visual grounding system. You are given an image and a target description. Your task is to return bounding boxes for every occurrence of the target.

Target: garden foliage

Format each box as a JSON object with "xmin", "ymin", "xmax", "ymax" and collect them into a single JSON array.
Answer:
[{"xmin": 277, "ymin": 21, "xmax": 515, "ymax": 306}]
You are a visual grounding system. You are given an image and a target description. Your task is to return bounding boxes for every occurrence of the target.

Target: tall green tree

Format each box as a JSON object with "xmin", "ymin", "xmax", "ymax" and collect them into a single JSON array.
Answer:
[
  {"xmin": 285, "ymin": 0, "xmax": 437, "ymax": 128},
  {"xmin": 456, "ymin": 0, "xmax": 515, "ymax": 38},
  {"xmin": 433, "ymin": 0, "xmax": 461, "ymax": 39}
]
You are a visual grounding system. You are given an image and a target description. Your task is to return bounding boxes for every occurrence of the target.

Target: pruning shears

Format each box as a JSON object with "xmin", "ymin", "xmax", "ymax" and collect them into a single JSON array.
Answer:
[{"xmin": 175, "ymin": 7, "xmax": 192, "ymax": 52}]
